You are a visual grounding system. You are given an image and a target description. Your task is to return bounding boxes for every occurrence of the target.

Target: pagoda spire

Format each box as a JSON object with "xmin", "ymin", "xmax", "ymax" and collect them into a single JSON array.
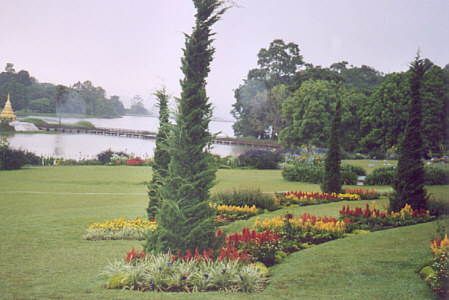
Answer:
[{"xmin": 1, "ymin": 93, "xmax": 17, "ymax": 121}]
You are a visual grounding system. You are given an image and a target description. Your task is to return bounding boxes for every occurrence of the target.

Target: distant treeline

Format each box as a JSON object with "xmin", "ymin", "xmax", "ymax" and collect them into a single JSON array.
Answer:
[
  {"xmin": 232, "ymin": 39, "xmax": 449, "ymax": 157},
  {"xmin": 0, "ymin": 63, "xmax": 126, "ymax": 117}
]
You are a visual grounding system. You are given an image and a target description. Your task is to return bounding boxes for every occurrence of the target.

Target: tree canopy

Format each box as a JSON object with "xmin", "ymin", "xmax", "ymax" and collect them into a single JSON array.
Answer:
[{"xmin": 0, "ymin": 63, "xmax": 125, "ymax": 117}]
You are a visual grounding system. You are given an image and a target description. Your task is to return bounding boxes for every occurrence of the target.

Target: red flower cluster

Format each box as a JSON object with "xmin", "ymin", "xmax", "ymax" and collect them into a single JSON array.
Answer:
[
  {"xmin": 299, "ymin": 212, "xmax": 339, "ymax": 224},
  {"xmin": 226, "ymin": 227, "xmax": 280, "ymax": 247},
  {"xmin": 127, "ymin": 247, "xmax": 146, "ymax": 264},
  {"xmin": 339, "ymin": 204, "xmax": 381, "ymax": 218},
  {"xmin": 285, "ymin": 191, "xmax": 339, "ymax": 201},
  {"xmin": 345, "ymin": 188, "xmax": 378, "ymax": 196},
  {"xmin": 174, "ymin": 248, "xmax": 215, "ymax": 262},
  {"xmin": 127, "ymin": 157, "xmax": 145, "ymax": 166}
]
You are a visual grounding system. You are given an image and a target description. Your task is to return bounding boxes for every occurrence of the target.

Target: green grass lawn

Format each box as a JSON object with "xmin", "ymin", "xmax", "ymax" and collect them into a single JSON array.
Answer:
[{"xmin": 0, "ymin": 166, "xmax": 447, "ymax": 299}]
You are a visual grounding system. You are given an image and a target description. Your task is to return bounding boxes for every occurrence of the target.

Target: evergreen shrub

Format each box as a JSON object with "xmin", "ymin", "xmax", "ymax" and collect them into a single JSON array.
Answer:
[
  {"xmin": 424, "ymin": 166, "xmax": 449, "ymax": 185},
  {"xmin": 364, "ymin": 167, "xmax": 397, "ymax": 185},
  {"xmin": 282, "ymin": 163, "xmax": 323, "ymax": 183},
  {"xmin": 340, "ymin": 168, "xmax": 358, "ymax": 185},
  {"xmin": 211, "ymin": 189, "xmax": 277, "ymax": 211},
  {"xmin": 342, "ymin": 164, "xmax": 367, "ymax": 176},
  {"xmin": 237, "ymin": 150, "xmax": 282, "ymax": 169}
]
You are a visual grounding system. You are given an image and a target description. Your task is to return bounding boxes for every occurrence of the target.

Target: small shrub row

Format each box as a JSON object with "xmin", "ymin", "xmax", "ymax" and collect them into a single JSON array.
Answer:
[
  {"xmin": 364, "ymin": 166, "xmax": 449, "ymax": 185},
  {"xmin": 282, "ymin": 162, "xmax": 361, "ymax": 185},
  {"xmin": 237, "ymin": 149, "xmax": 282, "ymax": 169},
  {"xmin": 211, "ymin": 189, "xmax": 277, "ymax": 211}
]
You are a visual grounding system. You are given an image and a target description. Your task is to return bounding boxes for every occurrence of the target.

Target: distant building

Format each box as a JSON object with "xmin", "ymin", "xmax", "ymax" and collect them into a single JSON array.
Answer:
[{"xmin": 1, "ymin": 93, "xmax": 17, "ymax": 121}]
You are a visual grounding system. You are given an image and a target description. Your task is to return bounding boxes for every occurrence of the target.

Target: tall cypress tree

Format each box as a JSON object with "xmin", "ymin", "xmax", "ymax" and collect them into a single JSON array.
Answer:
[
  {"xmin": 321, "ymin": 99, "xmax": 342, "ymax": 194},
  {"xmin": 390, "ymin": 54, "xmax": 432, "ymax": 211},
  {"xmin": 147, "ymin": 87, "xmax": 171, "ymax": 221},
  {"xmin": 145, "ymin": 0, "xmax": 228, "ymax": 253}
]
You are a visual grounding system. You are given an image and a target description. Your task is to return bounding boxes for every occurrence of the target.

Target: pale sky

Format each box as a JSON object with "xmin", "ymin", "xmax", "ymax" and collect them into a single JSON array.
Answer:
[{"xmin": 1, "ymin": 0, "xmax": 448, "ymax": 119}]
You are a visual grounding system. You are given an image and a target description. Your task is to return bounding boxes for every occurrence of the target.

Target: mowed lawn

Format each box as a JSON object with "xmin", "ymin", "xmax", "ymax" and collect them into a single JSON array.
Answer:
[{"xmin": 0, "ymin": 166, "xmax": 447, "ymax": 299}]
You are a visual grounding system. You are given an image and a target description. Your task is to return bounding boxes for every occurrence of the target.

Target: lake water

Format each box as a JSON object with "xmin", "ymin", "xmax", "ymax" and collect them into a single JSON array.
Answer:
[{"xmin": 5, "ymin": 115, "xmax": 257, "ymax": 159}]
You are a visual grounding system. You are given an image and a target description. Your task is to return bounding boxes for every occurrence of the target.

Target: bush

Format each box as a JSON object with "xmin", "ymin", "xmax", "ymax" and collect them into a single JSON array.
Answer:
[
  {"xmin": 364, "ymin": 167, "xmax": 396, "ymax": 185},
  {"xmin": 237, "ymin": 150, "xmax": 282, "ymax": 169},
  {"xmin": 282, "ymin": 164, "xmax": 323, "ymax": 184},
  {"xmin": 424, "ymin": 166, "xmax": 449, "ymax": 185},
  {"xmin": 0, "ymin": 137, "xmax": 40, "ymax": 170},
  {"xmin": 427, "ymin": 198, "xmax": 449, "ymax": 216},
  {"xmin": 0, "ymin": 122, "xmax": 15, "ymax": 132},
  {"xmin": 340, "ymin": 168, "xmax": 358, "ymax": 185},
  {"xmin": 96, "ymin": 149, "xmax": 129, "ymax": 164},
  {"xmin": 342, "ymin": 164, "xmax": 367, "ymax": 176},
  {"xmin": 211, "ymin": 189, "xmax": 277, "ymax": 211},
  {"xmin": 72, "ymin": 120, "xmax": 95, "ymax": 129}
]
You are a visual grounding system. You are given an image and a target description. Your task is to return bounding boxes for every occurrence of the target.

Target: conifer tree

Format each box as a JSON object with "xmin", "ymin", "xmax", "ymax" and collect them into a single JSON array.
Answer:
[
  {"xmin": 147, "ymin": 87, "xmax": 170, "ymax": 221},
  {"xmin": 321, "ymin": 99, "xmax": 342, "ymax": 194},
  {"xmin": 145, "ymin": 0, "xmax": 228, "ymax": 253},
  {"xmin": 390, "ymin": 54, "xmax": 431, "ymax": 211}
]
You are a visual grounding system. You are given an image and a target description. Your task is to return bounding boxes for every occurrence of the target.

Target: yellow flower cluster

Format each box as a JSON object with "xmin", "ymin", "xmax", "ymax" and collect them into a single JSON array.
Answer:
[
  {"xmin": 89, "ymin": 216, "xmax": 156, "ymax": 232},
  {"xmin": 337, "ymin": 193, "xmax": 361, "ymax": 201},
  {"xmin": 252, "ymin": 215, "xmax": 347, "ymax": 234},
  {"xmin": 209, "ymin": 203, "xmax": 258, "ymax": 215},
  {"xmin": 284, "ymin": 195, "xmax": 318, "ymax": 204},
  {"xmin": 431, "ymin": 234, "xmax": 449, "ymax": 256},
  {"xmin": 386, "ymin": 203, "xmax": 430, "ymax": 219}
]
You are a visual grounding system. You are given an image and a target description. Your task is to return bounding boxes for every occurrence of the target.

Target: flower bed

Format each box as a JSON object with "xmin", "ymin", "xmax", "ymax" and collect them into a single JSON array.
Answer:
[
  {"xmin": 103, "ymin": 247, "xmax": 267, "ymax": 292},
  {"xmin": 339, "ymin": 202, "xmax": 433, "ymax": 231},
  {"xmin": 253, "ymin": 213, "xmax": 351, "ymax": 251},
  {"xmin": 419, "ymin": 234, "xmax": 449, "ymax": 298},
  {"xmin": 85, "ymin": 217, "xmax": 156, "ymax": 240},
  {"xmin": 344, "ymin": 188, "xmax": 379, "ymax": 200},
  {"xmin": 278, "ymin": 191, "xmax": 361, "ymax": 207},
  {"xmin": 210, "ymin": 203, "xmax": 259, "ymax": 224}
]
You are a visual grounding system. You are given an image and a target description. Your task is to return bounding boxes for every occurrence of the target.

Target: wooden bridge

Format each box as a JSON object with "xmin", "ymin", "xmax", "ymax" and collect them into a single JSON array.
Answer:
[{"xmin": 36, "ymin": 124, "xmax": 281, "ymax": 149}]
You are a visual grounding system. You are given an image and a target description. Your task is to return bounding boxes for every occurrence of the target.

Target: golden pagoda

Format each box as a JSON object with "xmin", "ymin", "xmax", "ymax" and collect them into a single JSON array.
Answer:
[{"xmin": 1, "ymin": 94, "xmax": 16, "ymax": 121}]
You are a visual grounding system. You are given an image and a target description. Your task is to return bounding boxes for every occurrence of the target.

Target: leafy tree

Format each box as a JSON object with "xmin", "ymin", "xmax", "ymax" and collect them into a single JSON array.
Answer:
[
  {"xmin": 291, "ymin": 64, "xmax": 343, "ymax": 91},
  {"xmin": 279, "ymin": 80, "xmax": 341, "ymax": 150},
  {"xmin": 359, "ymin": 73, "xmax": 410, "ymax": 152},
  {"xmin": 390, "ymin": 54, "xmax": 431, "ymax": 211},
  {"xmin": 256, "ymin": 39, "xmax": 304, "ymax": 86},
  {"xmin": 231, "ymin": 39, "xmax": 303, "ymax": 138},
  {"xmin": 322, "ymin": 99, "xmax": 342, "ymax": 193},
  {"xmin": 421, "ymin": 66, "xmax": 449, "ymax": 156},
  {"xmin": 231, "ymin": 79, "xmax": 268, "ymax": 138},
  {"xmin": 55, "ymin": 85, "xmax": 68, "ymax": 125},
  {"xmin": 145, "ymin": 0, "xmax": 228, "ymax": 254},
  {"xmin": 265, "ymin": 84, "xmax": 289, "ymax": 139},
  {"xmin": 147, "ymin": 87, "xmax": 171, "ymax": 220},
  {"xmin": 128, "ymin": 95, "xmax": 148, "ymax": 115}
]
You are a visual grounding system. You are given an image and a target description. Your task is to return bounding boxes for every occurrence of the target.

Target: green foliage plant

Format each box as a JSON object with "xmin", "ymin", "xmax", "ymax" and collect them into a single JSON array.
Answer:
[
  {"xmin": 147, "ymin": 87, "xmax": 171, "ymax": 220},
  {"xmin": 237, "ymin": 149, "xmax": 282, "ymax": 169},
  {"xmin": 391, "ymin": 54, "xmax": 432, "ymax": 211},
  {"xmin": 211, "ymin": 188, "xmax": 277, "ymax": 211},
  {"xmin": 145, "ymin": 0, "xmax": 230, "ymax": 254},
  {"xmin": 322, "ymin": 99, "xmax": 342, "ymax": 193},
  {"xmin": 364, "ymin": 167, "xmax": 397, "ymax": 185}
]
